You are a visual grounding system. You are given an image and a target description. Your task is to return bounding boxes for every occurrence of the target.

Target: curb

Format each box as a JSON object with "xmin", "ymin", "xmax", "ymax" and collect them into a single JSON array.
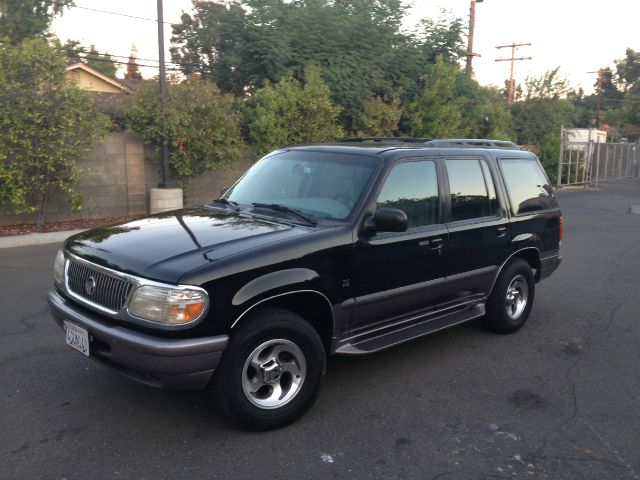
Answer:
[{"xmin": 0, "ymin": 230, "xmax": 85, "ymax": 249}]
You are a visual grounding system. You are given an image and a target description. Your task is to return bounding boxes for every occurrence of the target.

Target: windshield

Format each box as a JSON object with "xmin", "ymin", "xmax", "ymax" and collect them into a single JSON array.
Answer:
[{"xmin": 222, "ymin": 150, "xmax": 379, "ymax": 221}]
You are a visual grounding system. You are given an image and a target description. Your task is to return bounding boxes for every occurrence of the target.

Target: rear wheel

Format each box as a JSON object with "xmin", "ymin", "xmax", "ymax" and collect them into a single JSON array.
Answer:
[
  {"xmin": 212, "ymin": 308, "xmax": 326, "ymax": 431},
  {"xmin": 486, "ymin": 259, "xmax": 535, "ymax": 334}
]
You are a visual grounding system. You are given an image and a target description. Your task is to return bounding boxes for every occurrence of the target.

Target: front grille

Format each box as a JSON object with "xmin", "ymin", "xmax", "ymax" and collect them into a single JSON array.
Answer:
[{"xmin": 66, "ymin": 260, "xmax": 134, "ymax": 312}]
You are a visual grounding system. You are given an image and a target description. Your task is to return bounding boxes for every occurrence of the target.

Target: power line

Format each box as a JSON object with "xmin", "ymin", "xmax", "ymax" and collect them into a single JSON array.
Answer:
[
  {"xmin": 64, "ymin": 48, "xmax": 204, "ymax": 70},
  {"xmin": 69, "ymin": 54, "xmax": 184, "ymax": 71},
  {"xmin": 49, "ymin": 1, "xmax": 179, "ymax": 26}
]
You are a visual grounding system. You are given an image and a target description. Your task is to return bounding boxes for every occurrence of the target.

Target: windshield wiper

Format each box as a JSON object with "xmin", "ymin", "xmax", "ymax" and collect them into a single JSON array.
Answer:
[
  {"xmin": 251, "ymin": 203, "xmax": 317, "ymax": 226},
  {"xmin": 211, "ymin": 198, "xmax": 240, "ymax": 211}
]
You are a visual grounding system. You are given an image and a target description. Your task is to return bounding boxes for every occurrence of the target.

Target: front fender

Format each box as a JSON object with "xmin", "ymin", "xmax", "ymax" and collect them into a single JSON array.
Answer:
[{"xmin": 231, "ymin": 268, "xmax": 320, "ymax": 306}]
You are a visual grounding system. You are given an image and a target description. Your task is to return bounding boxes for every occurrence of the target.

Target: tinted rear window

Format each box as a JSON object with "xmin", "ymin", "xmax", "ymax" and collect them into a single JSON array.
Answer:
[
  {"xmin": 499, "ymin": 158, "xmax": 556, "ymax": 214},
  {"xmin": 446, "ymin": 159, "xmax": 498, "ymax": 221}
]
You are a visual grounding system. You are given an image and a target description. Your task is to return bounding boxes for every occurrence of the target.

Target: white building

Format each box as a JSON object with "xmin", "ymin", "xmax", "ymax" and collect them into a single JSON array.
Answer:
[{"xmin": 565, "ymin": 128, "xmax": 607, "ymax": 144}]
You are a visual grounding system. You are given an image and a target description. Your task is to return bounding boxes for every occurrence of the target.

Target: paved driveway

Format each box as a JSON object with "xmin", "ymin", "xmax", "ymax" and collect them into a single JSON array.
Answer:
[{"xmin": 2, "ymin": 179, "xmax": 640, "ymax": 479}]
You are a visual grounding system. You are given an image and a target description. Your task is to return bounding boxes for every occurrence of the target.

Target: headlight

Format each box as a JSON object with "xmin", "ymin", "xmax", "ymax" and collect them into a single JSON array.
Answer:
[
  {"xmin": 53, "ymin": 249, "xmax": 65, "ymax": 285},
  {"xmin": 128, "ymin": 285, "xmax": 208, "ymax": 325}
]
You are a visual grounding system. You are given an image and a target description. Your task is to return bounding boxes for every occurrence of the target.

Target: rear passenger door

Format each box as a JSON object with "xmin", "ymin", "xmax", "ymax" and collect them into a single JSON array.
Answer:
[
  {"xmin": 443, "ymin": 156, "xmax": 510, "ymax": 303},
  {"xmin": 350, "ymin": 158, "xmax": 448, "ymax": 333}
]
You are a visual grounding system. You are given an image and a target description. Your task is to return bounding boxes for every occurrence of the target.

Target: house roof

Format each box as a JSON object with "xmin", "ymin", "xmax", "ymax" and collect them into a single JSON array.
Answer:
[{"xmin": 65, "ymin": 62, "xmax": 133, "ymax": 94}]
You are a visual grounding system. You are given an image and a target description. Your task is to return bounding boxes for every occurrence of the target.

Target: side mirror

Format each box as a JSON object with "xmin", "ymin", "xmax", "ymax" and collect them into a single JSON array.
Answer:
[
  {"xmin": 363, "ymin": 207, "xmax": 408, "ymax": 234},
  {"xmin": 220, "ymin": 186, "xmax": 229, "ymax": 196}
]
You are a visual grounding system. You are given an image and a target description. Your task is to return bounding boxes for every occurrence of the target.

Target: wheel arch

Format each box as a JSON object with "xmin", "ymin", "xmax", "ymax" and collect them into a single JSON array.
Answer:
[
  {"xmin": 489, "ymin": 247, "xmax": 542, "ymax": 296},
  {"xmin": 231, "ymin": 290, "xmax": 335, "ymax": 352},
  {"xmin": 511, "ymin": 247, "xmax": 542, "ymax": 281}
]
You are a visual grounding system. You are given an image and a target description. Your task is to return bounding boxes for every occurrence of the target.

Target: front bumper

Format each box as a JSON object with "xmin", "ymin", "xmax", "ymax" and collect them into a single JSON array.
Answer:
[{"xmin": 48, "ymin": 290, "xmax": 228, "ymax": 390}]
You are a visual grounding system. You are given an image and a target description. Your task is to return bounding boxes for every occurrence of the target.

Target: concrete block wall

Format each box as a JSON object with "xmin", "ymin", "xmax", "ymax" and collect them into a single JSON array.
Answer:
[
  {"xmin": 0, "ymin": 131, "xmax": 255, "ymax": 226},
  {"xmin": 185, "ymin": 158, "xmax": 254, "ymax": 206}
]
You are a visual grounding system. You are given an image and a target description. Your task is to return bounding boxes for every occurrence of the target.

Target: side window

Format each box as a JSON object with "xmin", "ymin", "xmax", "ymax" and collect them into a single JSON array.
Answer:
[
  {"xmin": 499, "ymin": 158, "xmax": 556, "ymax": 214},
  {"xmin": 376, "ymin": 160, "xmax": 439, "ymax": 229},
  {"xmin": 446, "ymin": 159, "xmax": 498, "ymax": 221}
]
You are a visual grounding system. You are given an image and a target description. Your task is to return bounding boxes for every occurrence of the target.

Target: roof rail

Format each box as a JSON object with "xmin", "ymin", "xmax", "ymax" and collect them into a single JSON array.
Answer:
[
  {"xmin": 340, "ymin": 137, "xmax": 431, "ymax": 144},
  {"xmin": 424, "ymin": 139, "xmax": 520, "ymax": 149}
]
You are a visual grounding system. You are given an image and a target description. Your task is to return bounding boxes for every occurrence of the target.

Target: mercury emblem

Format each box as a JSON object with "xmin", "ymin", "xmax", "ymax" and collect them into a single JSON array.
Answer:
[{"xmin": 84, "ymin": 276, "xmax": 97, "ymax": 296}]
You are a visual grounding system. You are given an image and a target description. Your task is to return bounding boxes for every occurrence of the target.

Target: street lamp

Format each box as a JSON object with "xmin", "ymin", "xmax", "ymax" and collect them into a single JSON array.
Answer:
[{"xmin": 465, "ymin": 0, "xmax": 483, "ymax": 74}]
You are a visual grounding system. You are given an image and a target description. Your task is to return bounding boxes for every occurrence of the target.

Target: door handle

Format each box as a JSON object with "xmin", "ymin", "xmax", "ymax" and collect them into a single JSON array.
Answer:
[
  {"xmin": 429, "ymin": 238, "xmax": 444, "ymax": 250},
  {"xmin": 497, "ymin": 227, "xmax": 507, "ymax": 238}
]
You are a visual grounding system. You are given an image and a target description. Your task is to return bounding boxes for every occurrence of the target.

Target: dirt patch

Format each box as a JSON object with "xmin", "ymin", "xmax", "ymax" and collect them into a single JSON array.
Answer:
[{"xmin": 0, "ymin": 216, "xmax": 141, "ymax": 237}]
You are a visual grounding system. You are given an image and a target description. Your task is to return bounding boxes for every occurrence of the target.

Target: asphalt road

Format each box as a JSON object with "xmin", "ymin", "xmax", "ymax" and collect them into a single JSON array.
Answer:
[{"xmin": 2, "ymin": 179, "xmax": 640, "ymax": 480}]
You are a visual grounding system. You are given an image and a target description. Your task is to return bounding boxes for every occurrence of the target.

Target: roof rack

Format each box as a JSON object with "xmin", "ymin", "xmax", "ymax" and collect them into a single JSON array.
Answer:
[
  {"xmin": 339, "ymin": 137, "xmax": 520, "ymax": 150},
  {"xmin": 339, "ymin": 137, "xmax": 431, "ymax": 144},
  {"xmin": 423, "ymin": 139, "xmax": 520, "ymax": 149}
]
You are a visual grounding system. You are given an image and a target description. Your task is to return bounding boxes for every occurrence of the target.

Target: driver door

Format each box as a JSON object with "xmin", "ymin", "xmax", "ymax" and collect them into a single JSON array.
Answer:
[{"xmin": 349, "ymin": 158, "xmax": 448, "ymax": 334}]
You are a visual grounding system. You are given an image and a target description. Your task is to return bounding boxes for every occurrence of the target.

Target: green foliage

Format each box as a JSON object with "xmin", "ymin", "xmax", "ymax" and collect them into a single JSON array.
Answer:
[
  {"xmin": 508, "ymin": 69, "xmax": 578, "ymax": 178},
  {"xmin": 62, "ymin": 39, "xmax": 85, "ymax": 64},
  {"xmin": 538, "ymin": 132, "xmax": 560, "ymax": 184},
  {"xmin": 416, "ymin": 9, "xmax": 466, "ymax": 64},
  {"xmin": 405, "ymin": 57, "xmax": 469, "ymax": 138},
  {"xmin": 352, "ymin": 96, "xmax": 402, "ymax": 137},
  {"xmin": 512, "ymin": 99, "xmax": 575, "ymax": 147},
  {"xmin": 171, "ymin": 0, "xmax": 463, "ymax": 130},
  {"xmin": 0, "ymin": 37, "xmax": 110, "ymax": 228},
  {"xmin": 246, "ymin": 65, "xmax": 344, "ymax": 155},
  {"xmin": 615, "ymin": 48, "xmax": 640, "ymax": 91},
  {"xmin": 523, "ymin": 67, "xmax": 571, "ymax": 100},
  {"xmin": 170, "ymin": 1, "xmax": 247, "ymax": 95},
  {"xmin": 85, "ymin": 45, "xmax": 118, "ymax": 78},
  {"xmin": 454, "ymin": 74, "xmax": 514, "ymax": 139},
  {"xmin": 62, "ymin": 41, "xmax": 118, "ymax": 78},
  {"xmin": 512, "ymin": 69, "xmax": 577, "ymax": 143},
  {"xmin": 128, "ymin": 76, "xmax": 244, "ymax": 186},
  {"xmin": 0, "ymin": 0, "xmax": 73, "ymax": 44}
]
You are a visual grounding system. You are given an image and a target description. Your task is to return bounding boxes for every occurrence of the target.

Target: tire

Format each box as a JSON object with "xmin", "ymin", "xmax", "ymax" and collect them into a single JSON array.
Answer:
[
  {"xmin": 485, "ymin": 258, "xmax": 535, "ymax": 334},
  {"xmin": 211, "ymin": 308, "xmax": 326, "ymax": 431}
]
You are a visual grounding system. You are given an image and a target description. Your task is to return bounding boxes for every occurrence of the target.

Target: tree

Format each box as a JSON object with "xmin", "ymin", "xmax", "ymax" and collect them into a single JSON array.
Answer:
[
  {"xmin": 125, "ymin": 43, "xmax": 142, "ymax": 80},
  {"xmin": 511, "ymin": 69, "xmax": 577, "ymax": 179},
  {"xmin": 615, "ymin": 48, "xmax": 640, "ymax": 91},
  {"xmin": 170, "ymin": 1, "xmax": 249, "ymax": 95},
  {"xmin": 0, "ymin": 38, "xmax": 110, "ymax": 229},
  {"xmin": 523, "ymin": 67, "xmax": 571, "ymax": 100},
  {"xmin": 0, "ymin": 0, "xmax": 73, "ymax": 44},
  {"xmin": 455, "ymin": 75, "xmax": 514, "ymax": 139},
  {"xmin": 128, "ymin": 76, "xmax": 244, "ymax": 186},
  {"xmin": 171, "ymin": 0, "xmax": 439, "ymax": 130},
  {"xmin": 85, "ymin": 45, "xmax": 118, "ymax": 78},
  {"xmin": 352, "ymin": 96, "xmax": 402, "ymax": 137},
  {"xmin": 246, "ymin": 65, "xmax": 343, "ymax": 155},
  {"xmin": 512, "ymin": 70, "xmax": 576, "ymax": 145},
  {"xmin": 416, "ymin": 10, "xmax": 466, "ymax": 64},
  {"xmin": 62, "ymin": 39, "xmax": 85, "ymax": 64},
  {"xmin": 405, "ymin": 56, "xmax": 469, "ymax": 138}
]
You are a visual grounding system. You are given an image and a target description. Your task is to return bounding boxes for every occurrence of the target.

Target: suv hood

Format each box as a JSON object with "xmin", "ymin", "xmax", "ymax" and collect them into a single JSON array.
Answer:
[{"xmin": 65, "ymin": 208, "xmax": 309, "ymax": 284}]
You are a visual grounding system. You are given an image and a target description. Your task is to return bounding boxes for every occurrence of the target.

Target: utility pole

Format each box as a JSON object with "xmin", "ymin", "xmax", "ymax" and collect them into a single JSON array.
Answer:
[
  {"xmin": 465, "ymin": 0, "xmax": 484, "ymax": 74},
  {"xmin": 156, "ymin": 0, "xmax": 173, "ymax": 188},
  {"xmin": 495, "ymin": 43, "xmax": 532, "ymax": 106},
  {"xmin": 587, "ymin": 68, "xmax": 603, "ymax": 128}
]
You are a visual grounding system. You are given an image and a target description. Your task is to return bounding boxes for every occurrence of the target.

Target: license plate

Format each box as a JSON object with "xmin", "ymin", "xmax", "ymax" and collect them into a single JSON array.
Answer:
[{"xmin": 64, "ymin": 321, "xmax": 90, "ymax": 357}]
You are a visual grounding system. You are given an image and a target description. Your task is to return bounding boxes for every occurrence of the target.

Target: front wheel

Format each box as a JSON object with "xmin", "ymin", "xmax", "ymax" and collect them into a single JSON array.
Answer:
[
  {"xmin": 211, "ymin": 309, "xmax": 326, "ymax": 431},
  {"xmin": 485, "ymin": 259, "xmax": 535, "ymax": 334}
]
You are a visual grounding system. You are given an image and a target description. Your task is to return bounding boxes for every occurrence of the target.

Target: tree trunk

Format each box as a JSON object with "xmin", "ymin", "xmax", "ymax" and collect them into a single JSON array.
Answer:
[{"xmin": 36, "ymin": 194, "xmax": 47, "ymax": 232}]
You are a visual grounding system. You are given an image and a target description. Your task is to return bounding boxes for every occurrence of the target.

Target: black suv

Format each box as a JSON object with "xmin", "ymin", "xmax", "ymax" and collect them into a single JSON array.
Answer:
[{"xmin": 48, "ymin": 138, "xmax": 563, "ymax": 430}]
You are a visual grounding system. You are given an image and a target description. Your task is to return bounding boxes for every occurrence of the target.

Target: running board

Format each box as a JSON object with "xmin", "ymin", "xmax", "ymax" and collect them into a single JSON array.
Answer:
[{"xmin": 334, "ymin": 304, "xmax": 485, "ymax": 355}]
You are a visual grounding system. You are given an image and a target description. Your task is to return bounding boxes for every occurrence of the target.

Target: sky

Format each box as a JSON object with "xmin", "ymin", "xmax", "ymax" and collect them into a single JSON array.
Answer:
[{"xmin": 51, "ymin": 0, "xmax": 639, "ymax": 94}]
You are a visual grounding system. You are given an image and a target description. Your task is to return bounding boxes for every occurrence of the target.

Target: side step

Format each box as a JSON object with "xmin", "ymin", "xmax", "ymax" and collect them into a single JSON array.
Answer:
[{"xmin": 334, "ymin": 304, "xmax": 485, "ymax": 355}]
